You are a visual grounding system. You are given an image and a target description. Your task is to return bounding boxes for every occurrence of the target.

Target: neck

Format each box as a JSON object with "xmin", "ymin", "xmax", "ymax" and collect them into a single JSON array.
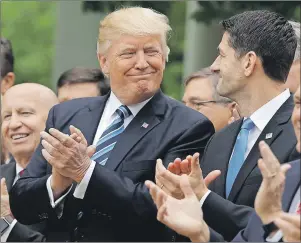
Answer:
[
  {"xmin": 14, "ymin": 155, "xmax": 30, "ymax": 169},
  {"xmin": 233, "ymin": 79, "xmax": 286, "ymax": 117}
]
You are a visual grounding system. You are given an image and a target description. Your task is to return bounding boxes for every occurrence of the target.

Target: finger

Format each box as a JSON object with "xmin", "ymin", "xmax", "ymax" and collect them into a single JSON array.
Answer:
[
  {"xmin": 180, "ymin": 174, "xmax": 196, "ymax": 198},
  {"xmin": 148, "ymin": 183, "xmax": 161, "ymax": 208},
  {"xmin": 156, "ymin": 159, "xmax": 180, "ymax": 191},
  {"xmin": 145, "ymin": 180, "xmax": 156, "ymax": 189},
  {"xmin": 41, "ymin": 148, "xmax": 55, "ymax": 166},
  {"xmin": 204, "ymin": 170, "xmax": 221, "ymax": 187},
  {"xmin": 259, "ymin": 141, "xmax": 280, "ymax": 174},
  {"xmin": 70, "ymin": 125, "xmax": 88, "ymax": 146},
  {"xmin": 280, "ymin": 164, "xmax": 292, "ymax": 176},
  {"xmin": 257, "ymin": 158, "xmax": 269, "ymax": 178},
  {"xmin": 157, "ymin": 204, "xmax": 167, "ymax": 222},
  {"xmin": 41, "ymin": 139, "xmax": 60, "ymax": 157},
  {"xmin": 180, "ymin": 159, "xmax": 190, "ymax": 174},
  {"xmin": 70, "ymin": 133, "xmax": 82, "ymax": 143},
  {"xmin": 173, "ymin": 158, "xmax": 182, "ymax": 175},
  {"xmin": 278, "ymin": 213, "xmax": 301, "ymax": 226},
  {"xmin": 156, "ymin": 189, "xmax": 168, "ymax": 208},
  {"xmin": 190, "ymin": 152, "xmax": 201, "ymax": 177},
  {"xmin": 49, "ymin": 128, "xmax": 75, "ymax": 148},
  {"xmin": 87, "ymin": 145, "xmax": 96, "ymax": 158},
  {"xmin": 40, "ymin": 131, "xmax": 64, "ymax": 152},
  {"xmin": 167, "ymin": 163, "xmax": 176, "ymax": 174}
]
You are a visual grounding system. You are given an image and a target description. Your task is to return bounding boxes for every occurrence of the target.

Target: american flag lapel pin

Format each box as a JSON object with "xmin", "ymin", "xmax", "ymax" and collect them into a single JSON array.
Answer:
[
  {"xmin": 142, "ymin": 122, "xmax": 149, "ymax": 128},
  {"xmin": 265, "ymin": 133, "xmax": 273, "ymax": 139}
]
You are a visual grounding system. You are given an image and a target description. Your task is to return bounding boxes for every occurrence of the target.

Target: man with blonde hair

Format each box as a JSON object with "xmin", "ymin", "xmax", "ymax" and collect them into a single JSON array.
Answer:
[{"xmin": 10, "ymin": 7, "xmax": 214, "ymax": 242}]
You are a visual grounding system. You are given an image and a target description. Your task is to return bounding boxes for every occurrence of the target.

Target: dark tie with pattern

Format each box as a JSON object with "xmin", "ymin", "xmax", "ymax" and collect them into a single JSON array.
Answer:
[{"xmin": 91, "ymin": 105, "xmax": 132, "ymax": 166}]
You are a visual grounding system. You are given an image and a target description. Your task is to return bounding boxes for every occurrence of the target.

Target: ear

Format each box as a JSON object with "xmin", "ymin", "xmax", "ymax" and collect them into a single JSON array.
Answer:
[
  {"xmin": 1, "ymin": 72, "xmax": 15, "ymax": 94},
  {"xmin": 98, "ymin": 53, "xmax": 109, "ymax": 76},
  {"xmin": 243, "ymin": 51, "xmax": 257, "ymax": 77}
]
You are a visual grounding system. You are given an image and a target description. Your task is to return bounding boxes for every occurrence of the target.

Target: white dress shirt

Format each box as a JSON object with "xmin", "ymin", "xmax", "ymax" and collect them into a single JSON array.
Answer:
[
  {"xmin": 1, "ymin": 163, "xmax": 24, "ymax": 242},
  {"xmin": 200, "ymin": 89, "xmax": 291, "ymax": 206},
  {"xmin": 47, "ymin": 92, "xmax": 152, "ymax": 206}
]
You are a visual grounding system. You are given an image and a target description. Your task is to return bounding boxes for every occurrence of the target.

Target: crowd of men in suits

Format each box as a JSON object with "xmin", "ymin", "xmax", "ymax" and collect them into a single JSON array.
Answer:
[{"xmin": 0, "ymin": 6, "xmax": 300, "ymax": 242}]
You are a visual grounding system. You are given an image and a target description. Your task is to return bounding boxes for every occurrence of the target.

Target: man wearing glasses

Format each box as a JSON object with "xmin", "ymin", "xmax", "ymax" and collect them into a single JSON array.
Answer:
[{"xmin": 182, "ymin": 67, "xmax": 237, "ymax": 131}]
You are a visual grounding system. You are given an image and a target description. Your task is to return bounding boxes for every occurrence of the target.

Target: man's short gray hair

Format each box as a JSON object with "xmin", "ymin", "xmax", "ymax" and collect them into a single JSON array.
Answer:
[
  {"xmin": 289, "ymin": 21, "xmax": 300, "ymax": 61},
  {"xmin": 184, "ymin": 68, "xmax": 233, "ymax": 104}
]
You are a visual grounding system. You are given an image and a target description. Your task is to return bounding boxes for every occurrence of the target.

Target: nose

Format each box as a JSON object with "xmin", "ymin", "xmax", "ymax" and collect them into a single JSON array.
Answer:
[
  {"xmin": 210, "ymin": 56, "xmax": 220, "ymax": 73},
  {"xmin": 9, "ymin": 113, "xmax": 22, "ymax": 130},
  {"xmin": 135, "ymin": 51, "xmax": 149, "ymax": 70}
]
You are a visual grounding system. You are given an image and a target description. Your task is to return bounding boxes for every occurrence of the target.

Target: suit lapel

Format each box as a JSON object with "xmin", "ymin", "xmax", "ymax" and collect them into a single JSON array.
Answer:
[
  {"xmin": 282, "ymin": 160, "xmax": 300, "ymax": 211},
  {"xmin": 228, "ymin": 96, "xmax": 294, "ymax": 201},
  {"xmin": 105, "ymin": 91, "xmax": 166, "ymax": 171},
  {"xmin": 5, "ymin": 161, "xmax": 16, "ymax": 192},
  {"xmin": 211, "ymin": 119, "xmax": 243, "ymax": 197},
  {"xmin": 68, "ymin": 95, "xmax": 109, "ymax": 145}
]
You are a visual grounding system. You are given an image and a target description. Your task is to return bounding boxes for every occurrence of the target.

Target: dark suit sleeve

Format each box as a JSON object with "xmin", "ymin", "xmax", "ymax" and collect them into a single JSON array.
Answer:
[
  {"xmin": 84, "ymin": 118, "xmax": 214, "ymax": 218},
  {"xmin": 202, "ymin": 191, "xmax": 254, "ymax": 241},
  {"xmin": 9, "ymin": 106, "xmax": 62, "ymax": 225},
  {"xmin": 7, "ymin": 222, "xmax": 46, "ymax": 242}
]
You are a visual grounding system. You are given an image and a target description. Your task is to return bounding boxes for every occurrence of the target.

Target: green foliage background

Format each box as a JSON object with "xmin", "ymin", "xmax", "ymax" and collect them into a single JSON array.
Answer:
[
  {"xmin": 1, "ymin": 1, "xmax": 300, "ymax": 100},
  {"xmin": 1, "ymin": 1, "xmax": 56, "ymax": 87}
]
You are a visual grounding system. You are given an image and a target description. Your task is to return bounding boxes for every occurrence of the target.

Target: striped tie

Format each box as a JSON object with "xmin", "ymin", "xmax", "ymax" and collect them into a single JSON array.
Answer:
[{"xmin": 91, "ymin": 105, "xmax": 132, "ymax": 165}]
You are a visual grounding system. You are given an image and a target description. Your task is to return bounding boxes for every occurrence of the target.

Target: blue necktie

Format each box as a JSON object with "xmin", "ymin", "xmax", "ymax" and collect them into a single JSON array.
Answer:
[
  {"xmin": 91, "ymin": 105, "xmax": 131, "ymax": 166},
  {"xmin": 225, "ymin": 118, "xmax": 255, "ymax": 198}
]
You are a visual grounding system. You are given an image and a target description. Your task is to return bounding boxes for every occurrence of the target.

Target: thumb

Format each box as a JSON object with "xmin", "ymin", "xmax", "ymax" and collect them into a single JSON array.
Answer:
[
  {"xmin": 190, "ymin": 153, "xmax": 201, "ymax": 176},
  {"xmin": 180, "ymin": 175, "xmax": 195, "ymax": 198},
  {"xmin": 204, "ymin": 170, "xmax": 221, "ymax": 187},
  {"xmin": 87, "ymin": 145, "xmax": 96, "ymax": 158},
  {"xmin": 1, "ymin": 178, "xmax": 8, "ymax": 195}
]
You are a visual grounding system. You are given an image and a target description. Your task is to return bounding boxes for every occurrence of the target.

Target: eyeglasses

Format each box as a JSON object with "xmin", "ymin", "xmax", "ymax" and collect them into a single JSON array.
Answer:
[{"xmin": 187, "ymin": 100, "xmax": 227, "ymax": 111}]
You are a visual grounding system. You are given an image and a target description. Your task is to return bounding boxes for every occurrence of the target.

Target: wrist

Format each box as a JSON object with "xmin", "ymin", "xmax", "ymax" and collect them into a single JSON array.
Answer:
[
  {"xmin": 196, "ymin": 187, "xmax": 209, "ymax": 201},
  {"xmin": 189, "ymin": 222, "xmax": 209, "ymax": 242},
  {"xmin": 260, "ymin": 210, "xmax": 282, "ymax": 225},
  {"xmin": 74, "ymin": 158, "xmax": 91, "ymax": 183}
]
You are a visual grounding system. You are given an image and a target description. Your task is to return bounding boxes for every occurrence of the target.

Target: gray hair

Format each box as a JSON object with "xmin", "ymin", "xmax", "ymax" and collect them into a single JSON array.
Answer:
[
  {"xmin": 184, "ymin": 67, "xmax": 233, "ymax": 104},
  {"xmin": 289, "ymin": 21, "xmax": 300, "ymax": 61}
]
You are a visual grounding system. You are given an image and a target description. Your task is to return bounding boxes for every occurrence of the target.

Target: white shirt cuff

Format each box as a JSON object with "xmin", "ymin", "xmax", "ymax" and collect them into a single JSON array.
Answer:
[
  {"xmin": 1, "ymin": 219, "xmax": 17, "ymax": 242},
  {"xmin": 46, "ymin": 175, "xmax": 73, "ymax": 208},
  {"xmin": 73, "ymin": 160, "xmax": 96, "ymax": 199},
  {"xmin": 266, "ymin": 229, "xmax": 283, "ymax": 242},
  {"xmin": 199, "ymin": 190, "xmax": 211, "ymax": 207}
]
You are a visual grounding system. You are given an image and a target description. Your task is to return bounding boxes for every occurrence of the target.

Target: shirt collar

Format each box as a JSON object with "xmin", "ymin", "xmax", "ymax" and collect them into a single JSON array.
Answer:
[
  {"xmin": 15, "ymin": 163, "xmax": 24, "ymax": 177},
  {"xmin": 249, "ymin": 89, "xmax": 290, "ymax": 132},
  {"xmin": 107, "ymin": 91, "xmax": 153, "ymax": 118}
]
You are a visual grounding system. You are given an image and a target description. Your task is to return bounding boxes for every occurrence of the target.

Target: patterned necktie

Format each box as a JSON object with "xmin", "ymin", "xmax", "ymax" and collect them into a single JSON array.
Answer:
[
  {"xmin": 91, "ymin": 105, "xmax": 132, "ymax": 166},
  {"xmin": 226, "ymin": 118, "xmax": 255, "ymax": 198}
]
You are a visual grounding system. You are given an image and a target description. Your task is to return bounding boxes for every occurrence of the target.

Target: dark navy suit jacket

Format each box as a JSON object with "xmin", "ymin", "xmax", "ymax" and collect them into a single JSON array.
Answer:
[
  {"xmin": 209, "ymin": 159, "xmax": 300, "ymax": 242},
  {"xmin": 10, "ymin": 90, "xmax": 214, "ymax": 242}
]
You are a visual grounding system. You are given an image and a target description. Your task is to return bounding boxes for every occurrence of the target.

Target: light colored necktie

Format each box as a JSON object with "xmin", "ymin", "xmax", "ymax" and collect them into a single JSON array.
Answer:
[
  {"xmin": 226, "ymin": 118, "xmax": 255, "ymax": 198},
  {"xmin": 91, "ymin": 105, "xmax": 131, "ymax": 166}
]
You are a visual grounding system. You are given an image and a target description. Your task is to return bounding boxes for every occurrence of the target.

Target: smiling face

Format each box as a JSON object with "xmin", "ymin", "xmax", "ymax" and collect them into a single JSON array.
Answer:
[
  {"xmin": 99, "ymin": 34, "xmax": 165, "ymax": 105},
  {"xmin": 210, "ymin": 32, "xmax": 246, "ymax": 100},
  {"xmin": 1, "ymin": 84, "xmax": 57, "ymax": 162}
]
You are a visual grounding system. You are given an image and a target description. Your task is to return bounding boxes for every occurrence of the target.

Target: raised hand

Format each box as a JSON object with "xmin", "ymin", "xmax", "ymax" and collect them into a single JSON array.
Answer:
[
  {"xmin": 254, "ymin": 141, "xmax": 291, "ymax": 224},
  {"xmin": 146, "ymin": 175, "xmax": 210, "ymax": 242}
]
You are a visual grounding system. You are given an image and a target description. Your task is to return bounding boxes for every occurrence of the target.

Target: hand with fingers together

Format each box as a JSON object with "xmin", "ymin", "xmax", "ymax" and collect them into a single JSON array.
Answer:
[
  {"xmin": 145, "ymin": 175, "xmax": 210, "ymax": 242},
  {"xmin": 275, "ymin": 212, "xmax": 300, "ymax": 242},
  {"xmin": 41, "ymin": 125, "xmax": 96, "ymax": 185},
  {"xmin": 155, "ymin": 152, "xmax": 221, "ymax": 200},
  {"xmin": 254, "ymin": 141, "xmax": 292, "ymax": 224},
  {"xmin": 1, "ymin": 178, "xmax": 12, "ymax": 218}
]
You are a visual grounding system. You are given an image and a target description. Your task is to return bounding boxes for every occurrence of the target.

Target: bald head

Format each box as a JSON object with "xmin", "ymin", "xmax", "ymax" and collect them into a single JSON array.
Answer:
[{"xmin": 1, "ymin": 83, "xmax": 58, "ymax": 164}]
